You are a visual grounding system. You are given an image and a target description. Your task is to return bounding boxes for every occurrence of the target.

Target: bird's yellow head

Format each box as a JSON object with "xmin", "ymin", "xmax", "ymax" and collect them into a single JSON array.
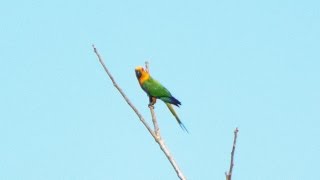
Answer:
[{"xmin": 135, "ymin": 66, "xmax": 150, "ymax": 85}]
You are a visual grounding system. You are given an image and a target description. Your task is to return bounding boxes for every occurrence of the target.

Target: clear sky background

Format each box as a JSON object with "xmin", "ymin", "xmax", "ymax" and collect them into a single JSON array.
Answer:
[{"xmin": 1, "ymin": 0, "xmax": 319, "ymax": 179}]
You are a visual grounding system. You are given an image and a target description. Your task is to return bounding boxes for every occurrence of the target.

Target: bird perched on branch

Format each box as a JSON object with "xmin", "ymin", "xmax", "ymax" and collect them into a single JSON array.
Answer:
[{"xmin": 135, "ymin": 66, "xmax": 188, "ymax": 132}]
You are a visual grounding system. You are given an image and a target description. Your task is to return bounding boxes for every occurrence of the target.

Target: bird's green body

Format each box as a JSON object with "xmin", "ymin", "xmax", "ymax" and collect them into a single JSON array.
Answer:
[{"xmin": 141, "ymin": 77, "xmax": 173, "ymax": 102}]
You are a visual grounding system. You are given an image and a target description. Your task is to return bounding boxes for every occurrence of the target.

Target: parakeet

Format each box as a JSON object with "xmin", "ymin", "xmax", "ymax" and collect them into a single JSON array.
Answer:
[{"xmin": 135, "ymin": 66, "xmax": 188, "ymax": 132}]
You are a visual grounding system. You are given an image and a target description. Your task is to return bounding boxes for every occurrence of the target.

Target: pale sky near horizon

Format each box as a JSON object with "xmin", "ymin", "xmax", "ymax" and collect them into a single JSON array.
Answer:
[{"xmin": 1, "ymin": 0, "xmax": 319, "ymax": 179}]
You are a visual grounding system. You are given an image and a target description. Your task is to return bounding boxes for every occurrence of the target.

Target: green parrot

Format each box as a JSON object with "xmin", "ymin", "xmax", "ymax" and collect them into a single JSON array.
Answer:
[{"xmin": 135, "ymin": 66, "xmax": 188, "ymax": 132}]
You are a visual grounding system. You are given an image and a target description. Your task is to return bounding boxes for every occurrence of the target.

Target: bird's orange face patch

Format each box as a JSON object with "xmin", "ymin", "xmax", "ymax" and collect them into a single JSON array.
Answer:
[{"xmin": 135, "ymin": 66, "xmax": 149, "ymax": 84}]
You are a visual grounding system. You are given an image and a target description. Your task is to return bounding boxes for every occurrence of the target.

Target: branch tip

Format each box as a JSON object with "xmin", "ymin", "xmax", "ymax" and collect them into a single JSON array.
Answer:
[
  {"xmin": 225, "ymin": 128, "xmax": 239, "ymax": 180},
  {"xmin": 145, "ymin": 61, "xmax": 150, "ymax": 73}
]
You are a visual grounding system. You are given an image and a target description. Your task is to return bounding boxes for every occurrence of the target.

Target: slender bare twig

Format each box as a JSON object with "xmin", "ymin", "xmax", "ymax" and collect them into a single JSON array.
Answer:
[
  {"xmin": 92, "ymin": 45, "xmax": 186, "ymax": 180},
  {"xmin": 145, "ymin": 61, "xmax": 160, "ymax": 136},
  {"xmin": 149, "ymin": 102, "xmax": 160, "ymax": 136},
  {"xmin": 145, "ymin": 61, "xmax": 150, "ymax": 73},
  {"xmin": 225, "ymin": 128, "xmax": 239, "ymax": 180}
]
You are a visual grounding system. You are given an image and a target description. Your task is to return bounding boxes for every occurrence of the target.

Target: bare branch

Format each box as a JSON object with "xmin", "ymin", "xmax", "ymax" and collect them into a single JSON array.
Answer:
[
  {"xmin": 225, "ymin": 128, "xmax": 239, "ymax": 180},
  {"xmin": 92, "ymin": 45, "xmax": 156, "ymax": 138},
  {"xmin": 145, "ymin": 61, "xmax": 160, "ymax": 136},
  {"xmin": 145, "ymin": 61, "xmax": 150, "ymax": 73},
  {"xmin": 149, "ymin": 105, "xmax": 160, "ymax": 136},
  {"xmin": 93, "ymin": 45, "xmax": 186, "ymax": 180}
]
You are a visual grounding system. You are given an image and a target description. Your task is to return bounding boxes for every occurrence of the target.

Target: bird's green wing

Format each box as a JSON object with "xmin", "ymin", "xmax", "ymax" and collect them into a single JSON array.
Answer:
[{"xmin": 142, "ymin": 77, "xmax": 172, "ymax": 98}]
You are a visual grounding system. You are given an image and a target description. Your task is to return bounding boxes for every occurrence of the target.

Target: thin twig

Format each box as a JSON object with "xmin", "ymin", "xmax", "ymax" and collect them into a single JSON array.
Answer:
[
  {"xmin": 145, "ymin": 61, "xmax": 160, "ymax": 136},
  {"xmin": 93, "ymin": 45, "xmax": 186, "ymax": 180},
  {"xmin": 225, "ymin": 128, "xmax": 239, "ymax": 180},
  {"xmin": 149, "ymin": 105, "xmax": 160, "ymax": 137},
  {"xmin": 145, "ymin": 61, "xmax": 150, "ymax": 73}
]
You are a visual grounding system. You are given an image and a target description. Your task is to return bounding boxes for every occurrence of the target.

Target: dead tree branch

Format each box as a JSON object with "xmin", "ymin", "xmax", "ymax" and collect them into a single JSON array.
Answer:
[
  {"xmin": 144, "ymin": 61, "xmax": 160, "ymax": 136},
  {"xmin": 92, "ymin": 45, "xmax": 186, "ymax": 180},
  {"xmin": 225, "ymin": 128, "xmax": 239, "ymax": 180}
]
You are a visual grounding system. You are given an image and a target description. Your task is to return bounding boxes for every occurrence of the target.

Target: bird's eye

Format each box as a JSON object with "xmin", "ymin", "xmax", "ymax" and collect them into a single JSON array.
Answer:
[{"xmin": 135, "ymin": 70, "xmax": 141, "ymax": 78}]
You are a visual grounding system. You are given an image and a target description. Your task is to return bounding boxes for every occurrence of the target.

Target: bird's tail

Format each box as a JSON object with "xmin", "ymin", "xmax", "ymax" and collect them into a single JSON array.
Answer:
[
  {"xmin": 160, "ymin": 96, "xmax": 181, "ymax": 107},
  {"xmin": 165, "ymin": 103, "xmax": 189, "ymax": 133}
]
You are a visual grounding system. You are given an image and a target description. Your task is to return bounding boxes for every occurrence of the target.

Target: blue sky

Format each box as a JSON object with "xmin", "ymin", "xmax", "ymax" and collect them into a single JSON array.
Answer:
[{"xmin": 1, "ymin": 0, "xmax": 319, "ymax": 179}]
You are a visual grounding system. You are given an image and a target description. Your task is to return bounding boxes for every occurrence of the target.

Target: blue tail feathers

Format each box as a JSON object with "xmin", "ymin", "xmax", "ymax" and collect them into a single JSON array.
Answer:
[{"xmin": 161, "ymin": 96, "xmax": 181, "ymax": 107}]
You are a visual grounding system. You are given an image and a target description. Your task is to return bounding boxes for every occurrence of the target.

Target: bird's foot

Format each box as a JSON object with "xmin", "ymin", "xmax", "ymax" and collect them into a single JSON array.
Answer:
[{"xmin": 148, "ymin": 104, "xmax": 155, "ymax": 109}]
